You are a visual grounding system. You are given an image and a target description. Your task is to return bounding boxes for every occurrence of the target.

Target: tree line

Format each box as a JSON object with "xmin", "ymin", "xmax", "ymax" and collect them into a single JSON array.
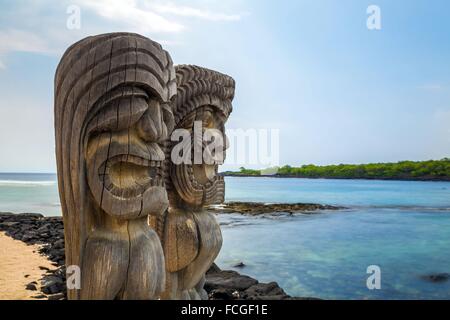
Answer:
[{"xmin": 223, "ymin": 158, "xmax": 450, "ymax": 181}]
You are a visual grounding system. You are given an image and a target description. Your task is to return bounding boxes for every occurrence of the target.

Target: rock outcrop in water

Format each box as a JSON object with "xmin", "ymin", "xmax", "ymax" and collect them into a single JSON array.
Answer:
[
  {"xmin": 208, "ymin": 202, "xmax": 343, "ymax": 215},
  {"xmin": 420, "ymin": 273, "xmax": 450, "ymax": 283},
  {"xmin": 0, "ymin": 212, "xmax": 310, "ymax": 300},
  {"xmin": 205, "ymin": 266, "xmax": 314, "ymax": 300}
]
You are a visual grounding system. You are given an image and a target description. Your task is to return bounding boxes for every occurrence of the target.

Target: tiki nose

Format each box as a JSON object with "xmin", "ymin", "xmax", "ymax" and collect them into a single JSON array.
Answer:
[{"xmin": 137, "ymin": 100, "xmax": 168, "ymax": 143}]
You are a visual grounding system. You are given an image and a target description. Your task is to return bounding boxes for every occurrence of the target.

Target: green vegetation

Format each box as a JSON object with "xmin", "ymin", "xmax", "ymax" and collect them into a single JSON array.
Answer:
[
  {"xmin": 234, "ymin": 167, "xmax": 261, "ymax": 176},
  {"xmin": 223, "ymin": 159, "xmax": 450, "ymax": 181}
]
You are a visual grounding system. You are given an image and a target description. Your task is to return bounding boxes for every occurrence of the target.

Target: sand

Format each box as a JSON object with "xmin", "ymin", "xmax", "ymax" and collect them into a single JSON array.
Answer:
[{"xmin": 0, "ymin": 231, "xmax": 55, "ymax": 300}]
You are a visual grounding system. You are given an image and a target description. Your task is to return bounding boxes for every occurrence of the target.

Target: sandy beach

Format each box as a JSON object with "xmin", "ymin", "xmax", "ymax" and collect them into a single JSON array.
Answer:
[{"xmin": 0, "ymin": 231, "xmax": 54, "ymax": 300}]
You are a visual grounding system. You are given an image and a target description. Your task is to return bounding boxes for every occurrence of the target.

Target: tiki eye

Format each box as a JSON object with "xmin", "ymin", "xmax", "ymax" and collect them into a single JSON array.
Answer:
[{"xmin": 87, "ymin": 96, "xmax": 148, "ymax": 136}]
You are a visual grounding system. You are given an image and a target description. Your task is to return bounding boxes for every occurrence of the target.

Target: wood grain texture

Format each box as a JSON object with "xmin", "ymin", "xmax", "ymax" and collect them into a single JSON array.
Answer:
[
  {"xmin": 55, "ymin": 33, "xmax": 175, "ymax": 300},
  {"xmin": 152, "ymin": 65, "xmax": 235, "ymax": 300}
]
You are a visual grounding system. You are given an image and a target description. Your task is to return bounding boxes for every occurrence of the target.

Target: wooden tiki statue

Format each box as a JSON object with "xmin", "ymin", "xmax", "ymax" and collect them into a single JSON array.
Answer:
[
  {"xmin": 150, "ymin": 65, "xmax": 235, "ymax": 299},
  {"xmin": 54, "ymin": 33, "xmax": 176, "ymax": 299}
]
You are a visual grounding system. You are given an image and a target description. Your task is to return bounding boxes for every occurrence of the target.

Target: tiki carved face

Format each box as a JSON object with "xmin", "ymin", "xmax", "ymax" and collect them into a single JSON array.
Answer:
[
  {"xmin": 192, "ymin": 106, "xmax": 226, "ymax": 184},
  {"xmin": 85, "ymin": 87, "xmax": 175, "ymax": 219},
  {"xmin": 170, "ymin": 105, "xmax": 226, "ymax": 208},
  {"xmin": 169, "ymin": 65, "xmax": 235, "ymax": 209}
]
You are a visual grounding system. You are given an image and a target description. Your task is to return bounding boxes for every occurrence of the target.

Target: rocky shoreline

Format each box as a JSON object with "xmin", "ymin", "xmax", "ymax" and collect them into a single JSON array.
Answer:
[
  {"xmin": 208, "ymin": 201, "xmax": 343, "ymax": 215},
  {"xmin": 0, "ymin": 212, "xmax": 314, "ymax": 300}
]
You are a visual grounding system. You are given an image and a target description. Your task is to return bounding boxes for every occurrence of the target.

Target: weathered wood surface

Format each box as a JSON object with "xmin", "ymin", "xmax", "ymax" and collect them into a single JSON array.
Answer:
[
  {"xmin": 150, "ymin": 65, "xmax": 235, "ymax": 299},
  {"xmin": 56, "ymin": 34, "xmax": 236, "ymax": 300},
  {"xmin": 55, "ymin": 33, "xmax": 176, "ymax": 300}
]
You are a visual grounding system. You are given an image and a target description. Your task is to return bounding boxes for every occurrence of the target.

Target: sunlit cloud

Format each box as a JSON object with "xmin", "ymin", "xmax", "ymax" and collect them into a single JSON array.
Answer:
[
  {"xmin": 77, "ymin": 0, "xmax": 185, "ymax": 33},
  {"xmin": 152, "ymin": 3, "xmax": 243, "ymax": 21},
  {"xmin": 0, "ymin": 0, "xmax": 247, "ymax": 69},
  {"xmin": 0, "ymin": 29, "xmax": 54, "ymax": 70},
  {"xmin": 0, "ymin": 29, "xmax": 52, "ymax": 55}
]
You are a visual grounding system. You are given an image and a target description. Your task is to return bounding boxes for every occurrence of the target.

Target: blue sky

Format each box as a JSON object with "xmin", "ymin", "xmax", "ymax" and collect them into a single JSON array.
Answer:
[{"xmin": 0, "ymin": 0, "xmax": 449, "ymax": 172}]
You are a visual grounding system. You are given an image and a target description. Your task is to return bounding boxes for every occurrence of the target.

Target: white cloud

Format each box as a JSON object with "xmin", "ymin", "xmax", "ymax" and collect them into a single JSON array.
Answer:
[
  {"xmin": 0, "ymin": 29, "xmax": 54, "ymax": 70},
  {"xmin": 0, "ymin": 0, "xmax": 246, "ymax": 69},
  {"xmin": 0, "ymin": 29, "xmax": 52, "ymax": 55},
  {"xmin": 153, "ymin": 3, "xmax": 243, "ymax": 21},
  {"xmin": 77, "ymin": 0, "xmax": 185, "ymax": 33}
]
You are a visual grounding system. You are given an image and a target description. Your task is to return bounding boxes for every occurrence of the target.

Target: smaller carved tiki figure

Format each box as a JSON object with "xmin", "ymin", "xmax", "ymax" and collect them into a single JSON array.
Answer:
[
  {"xmin": 55, "ymin": 33, "xmax": 176, "ymax": 299},
  {"xmin": 150, "ymin": 65, "xmax": 235, "ymax": 299}
]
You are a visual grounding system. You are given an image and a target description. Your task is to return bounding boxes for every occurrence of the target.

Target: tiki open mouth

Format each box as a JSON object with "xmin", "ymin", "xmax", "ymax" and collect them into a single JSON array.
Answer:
[{"xmin": 100, "ymin": 154, "xmax": 163, "ymax": 198}]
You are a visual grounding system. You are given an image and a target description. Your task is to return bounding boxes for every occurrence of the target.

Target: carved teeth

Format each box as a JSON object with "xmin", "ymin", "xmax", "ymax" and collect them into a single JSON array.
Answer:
[{"xmin": 149, "ymin": 160, "xmax": 162, "ymax": 167}]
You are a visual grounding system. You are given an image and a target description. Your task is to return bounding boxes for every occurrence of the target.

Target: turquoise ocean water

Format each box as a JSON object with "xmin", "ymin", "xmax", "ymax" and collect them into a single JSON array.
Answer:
[{"xmin": 1, "ymin": 173, "xmax": 450, "ymax": 299}]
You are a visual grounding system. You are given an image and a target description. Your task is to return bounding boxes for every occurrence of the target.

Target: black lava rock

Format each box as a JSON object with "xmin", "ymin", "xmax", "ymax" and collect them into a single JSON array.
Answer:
[
  {"xmin": 25, "ymin": 283, "xmax": 37, "ymax": 291},
  {"xmin": 421, "ymin": 273, "xmax": 450, "ymax": 283}
]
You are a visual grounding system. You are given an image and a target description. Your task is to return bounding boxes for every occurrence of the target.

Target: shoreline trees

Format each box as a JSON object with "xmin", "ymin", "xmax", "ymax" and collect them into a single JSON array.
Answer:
[{"xmin": 223, "ymin": 159, "xmax": 450, "ymax": 181}]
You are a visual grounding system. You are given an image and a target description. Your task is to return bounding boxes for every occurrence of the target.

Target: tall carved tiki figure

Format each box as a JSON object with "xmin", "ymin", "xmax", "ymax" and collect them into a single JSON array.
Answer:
[
  {"xmin": 150, "ymin": 65, "xmax": 235, "ymax": 299},
  {"xmin": 55, "ymin": 33, "xmax": 176, "ymax": 299}
]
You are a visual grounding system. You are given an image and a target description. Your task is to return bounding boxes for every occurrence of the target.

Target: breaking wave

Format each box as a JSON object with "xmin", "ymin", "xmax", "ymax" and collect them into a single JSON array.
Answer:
[{"xmin": 0, "ymin": 180, "xmax": 57, "ymax": 186}]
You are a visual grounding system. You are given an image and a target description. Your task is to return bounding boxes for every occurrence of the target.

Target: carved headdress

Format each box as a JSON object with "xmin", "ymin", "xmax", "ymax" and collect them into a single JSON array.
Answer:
[{"xmin": 54, "ymin": 33, "xmax": 176, "ymax": 299}]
